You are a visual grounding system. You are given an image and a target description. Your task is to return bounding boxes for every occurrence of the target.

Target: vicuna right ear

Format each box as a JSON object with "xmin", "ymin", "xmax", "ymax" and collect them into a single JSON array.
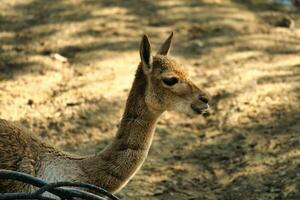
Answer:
[
  {"xmin": 157, "ymin": 32, "xmax": 173, "ymax": 56},
  {"xmin": 140, "ymin": 34, "xmax": 153, "ymax": 74}
]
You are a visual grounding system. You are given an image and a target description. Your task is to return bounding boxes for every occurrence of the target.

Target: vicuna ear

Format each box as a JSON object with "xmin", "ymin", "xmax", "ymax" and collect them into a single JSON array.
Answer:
[
  {"xmin": 140, "ymin": 34, "xmax": 153, "ymax": 73},
  {"xmin": 157, "ymin": 32, "xmax": 173, "ymax": 56}
]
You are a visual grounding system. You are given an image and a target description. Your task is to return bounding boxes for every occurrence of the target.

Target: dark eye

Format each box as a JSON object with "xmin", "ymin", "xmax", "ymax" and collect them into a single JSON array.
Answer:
[{"xmin": 162, "ymin": 77, "xmax": 178, "ymax": 86}]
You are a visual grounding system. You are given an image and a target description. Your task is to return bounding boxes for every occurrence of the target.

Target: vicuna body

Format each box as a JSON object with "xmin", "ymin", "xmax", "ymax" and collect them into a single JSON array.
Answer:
[{"xmin": 0, "ymin": 33, "xmax": 210, "ymax": 194}]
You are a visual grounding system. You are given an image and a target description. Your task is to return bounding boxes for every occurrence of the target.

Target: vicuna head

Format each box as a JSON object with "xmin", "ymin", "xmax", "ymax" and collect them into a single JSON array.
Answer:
[{"xmin": 139, "ymin": 33, "xmax": 210, "ymax": 116}]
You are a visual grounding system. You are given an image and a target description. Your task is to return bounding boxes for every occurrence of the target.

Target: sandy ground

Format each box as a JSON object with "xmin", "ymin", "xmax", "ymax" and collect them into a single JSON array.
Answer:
[{"xmin": 1, "ymin": 0, "xmax": 300, "ymax": 199}]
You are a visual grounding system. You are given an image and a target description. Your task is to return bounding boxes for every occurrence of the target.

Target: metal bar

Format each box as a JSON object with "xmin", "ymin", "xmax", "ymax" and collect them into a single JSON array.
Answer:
[
  {"xmin": 0, "ymin": 193, "xmax": 56, "ymax": 200},
  {"xmin": 0, "ymin": 170, "xmax": 121, "ymax": 200},
  {"xmin": 0, "ymin": 170, "xmax": 68, "ymax": 199},
  {"xmin": 34, "ymin": 182, "xmax": 120, "ymax": 200}
]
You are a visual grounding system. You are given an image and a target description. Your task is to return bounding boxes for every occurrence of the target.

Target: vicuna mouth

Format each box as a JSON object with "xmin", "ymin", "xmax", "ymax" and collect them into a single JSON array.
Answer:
[{"xmin": 191, "ymin": 104, "xmax": 210, "ymax": 117}]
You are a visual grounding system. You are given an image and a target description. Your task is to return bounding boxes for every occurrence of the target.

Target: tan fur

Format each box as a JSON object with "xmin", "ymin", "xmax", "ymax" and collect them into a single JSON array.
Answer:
[{"xmin": 0, "ymin": 33, "xmax": 210, "ymax": 194}]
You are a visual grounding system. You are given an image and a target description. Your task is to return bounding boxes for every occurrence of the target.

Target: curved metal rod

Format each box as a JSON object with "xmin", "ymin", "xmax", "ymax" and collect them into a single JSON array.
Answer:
[
  {"xmin": 0, "ymin": 169, "xmax": 48, "ymax": 187},
  {"xmin": 0, "ymin": 193, "xmax": 56, "ymax": 200},
  {"xmin": 0, "ymin": 170, "xmax": 120, "ymax": 200},
  {"xmin": 34, "ymin": 182, "xmax": 120, "ymax": 200},
  {"xmin": 34, "ymin": 182, "xmax": 107, "ymax": 200},
  {"xmin": 0, "ymin": 170, "xmax": 66, "ymax": 199}
]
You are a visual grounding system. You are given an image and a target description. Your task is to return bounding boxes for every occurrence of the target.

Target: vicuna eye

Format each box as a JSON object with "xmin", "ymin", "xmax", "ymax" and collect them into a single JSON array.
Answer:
[{"xmin": 162, "ymin": 77, "xmax": 178, "ymax": 86}]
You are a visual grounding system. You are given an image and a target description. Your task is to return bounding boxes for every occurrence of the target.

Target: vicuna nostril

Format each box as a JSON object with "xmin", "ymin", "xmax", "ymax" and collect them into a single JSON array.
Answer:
[{"xmin": 198, "ymin": 95, "xmax": 208, "ymax": 103}]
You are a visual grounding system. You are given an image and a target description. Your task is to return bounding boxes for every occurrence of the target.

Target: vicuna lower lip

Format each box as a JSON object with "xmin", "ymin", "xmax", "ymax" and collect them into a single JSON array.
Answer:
[
  {"xmin": 191, "ymin": 104, "xmax": 203, "ymax": 114},
  {"xmin": 191, "ymin": 104, "xmax": 210, "ymax": 116}
]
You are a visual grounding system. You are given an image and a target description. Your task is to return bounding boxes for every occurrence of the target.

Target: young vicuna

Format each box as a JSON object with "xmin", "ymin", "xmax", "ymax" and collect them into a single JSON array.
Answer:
[{"xmin": 0, "ymin": 33, "xmax": 210, "ymax": 194}]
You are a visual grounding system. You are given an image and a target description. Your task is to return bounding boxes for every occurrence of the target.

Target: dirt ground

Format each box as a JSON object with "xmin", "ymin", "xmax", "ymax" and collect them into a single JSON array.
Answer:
[{"xmin": 0, "ymin": 0, "xmax": 300, "ymax": 199}]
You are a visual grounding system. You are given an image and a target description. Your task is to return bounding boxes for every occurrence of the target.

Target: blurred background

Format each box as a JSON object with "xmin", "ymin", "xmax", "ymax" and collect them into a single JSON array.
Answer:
[{"xmin": 0, "ymin": 0, "xmax": 300, "ymax": 199}]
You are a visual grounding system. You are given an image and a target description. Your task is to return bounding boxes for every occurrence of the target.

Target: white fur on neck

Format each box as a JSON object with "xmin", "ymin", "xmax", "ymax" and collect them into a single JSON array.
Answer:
[
  {"xmin": 37, "ymin": 158, "xmax": 81, "ymax": 183},
  {"xmin": 36, "ymin": 158, "xmax": 83, "ymax": 198},
  {"xmin": 38, "ymin": 161, "xmax": 63, "ymax": 182}
]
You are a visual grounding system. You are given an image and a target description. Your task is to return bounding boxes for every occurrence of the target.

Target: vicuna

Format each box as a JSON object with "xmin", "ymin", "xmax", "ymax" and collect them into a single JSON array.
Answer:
[{"xmin": 0, "ymin": 33, "xmax": 210, "ymax": 194}]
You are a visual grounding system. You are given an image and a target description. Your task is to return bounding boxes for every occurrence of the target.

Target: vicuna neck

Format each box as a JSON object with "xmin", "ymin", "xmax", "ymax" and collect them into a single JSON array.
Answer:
[{"xmin": 81, "ymin": 66, "xmax": 161, "ymax": 193}]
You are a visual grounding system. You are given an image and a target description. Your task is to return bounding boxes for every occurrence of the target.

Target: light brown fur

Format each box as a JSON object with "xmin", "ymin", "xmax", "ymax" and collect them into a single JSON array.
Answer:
[{"xmin": 0, "ymin": 33, "xmax": 210, "ymax": 194}]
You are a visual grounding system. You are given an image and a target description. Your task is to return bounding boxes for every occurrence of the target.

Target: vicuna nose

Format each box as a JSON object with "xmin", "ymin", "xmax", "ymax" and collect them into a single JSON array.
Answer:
[{"xmin": 198, "ymin": 95, "xmax": 209, "ymax": 104}]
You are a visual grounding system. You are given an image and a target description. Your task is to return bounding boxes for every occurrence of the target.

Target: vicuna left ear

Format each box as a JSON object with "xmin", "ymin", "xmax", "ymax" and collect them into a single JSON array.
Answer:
[
  {"xmin": 140, "ymin": 34, "xmax": 153, "ymax": 74},
  {"xmin": 157, "ymin": 32, "xmax": 173, "ymax": 56}
]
